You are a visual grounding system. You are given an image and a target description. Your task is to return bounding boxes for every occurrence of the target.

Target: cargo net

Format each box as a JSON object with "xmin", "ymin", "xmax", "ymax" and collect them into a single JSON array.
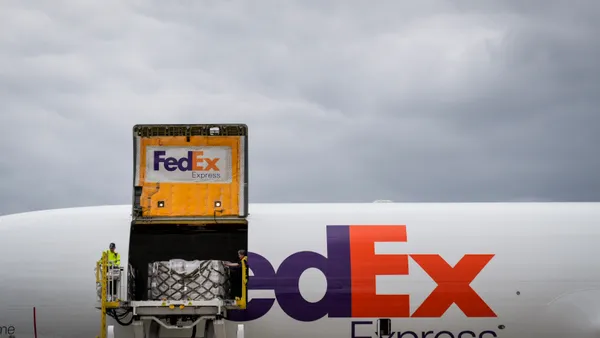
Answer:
[{"xmin": 148, "ymin": 259, "xmax": 231, "ymax": 301}]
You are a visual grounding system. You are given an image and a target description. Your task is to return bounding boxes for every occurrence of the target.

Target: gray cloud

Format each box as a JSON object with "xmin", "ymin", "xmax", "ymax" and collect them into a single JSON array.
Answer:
[{"xmin": 1, "ymin": 0, "xmax": 599, "ymax": 215}]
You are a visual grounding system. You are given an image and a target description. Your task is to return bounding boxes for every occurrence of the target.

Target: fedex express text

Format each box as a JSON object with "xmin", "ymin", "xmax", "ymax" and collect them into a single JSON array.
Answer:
[
  {"xmin": 351, "ymin": 320, "xmax": 498, "ymax": 338},
  {"xmin": 228, "ymin": 225, "xmax": 499, "ymax": 336},
  {"xmin": 144, "ymin": 146, "xmax": 231, "ymax": 183}
]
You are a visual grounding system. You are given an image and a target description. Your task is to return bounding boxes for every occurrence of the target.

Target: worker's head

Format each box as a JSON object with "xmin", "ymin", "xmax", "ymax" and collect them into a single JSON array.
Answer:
[
  {"xmin": 109, "ymin": 243, "xmax": 116, "ymax": 252},
  {"xmin": 238, "ymin": 249, "xmax": 246, "ymax": 259}
]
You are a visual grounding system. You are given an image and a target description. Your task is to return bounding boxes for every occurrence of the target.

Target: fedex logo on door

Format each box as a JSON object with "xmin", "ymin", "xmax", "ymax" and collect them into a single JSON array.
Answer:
[
  {"xmin": 144, "ymin": 146, "xmax": 232, "ymax": 183},
  {"xmin": 229, "ymin": 225, "xmax": 496, "ymax": 322}
]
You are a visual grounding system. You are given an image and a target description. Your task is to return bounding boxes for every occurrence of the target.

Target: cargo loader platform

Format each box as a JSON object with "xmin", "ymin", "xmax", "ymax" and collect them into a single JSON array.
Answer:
[
  {"xmin": 95, "ymin": 252, "xmax": 248, "ymax": 338},
  {"xmin": 93, "ymin": 299, "xmax": 243, "ymax": 316},
  {"xmin": 95, "ymin": 124, "xmax": 250, "ymax": 338}
]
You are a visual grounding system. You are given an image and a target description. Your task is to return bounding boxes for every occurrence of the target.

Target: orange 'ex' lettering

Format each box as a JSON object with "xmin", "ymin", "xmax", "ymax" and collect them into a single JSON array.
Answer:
[
  {"xmin": 191, "ymin": 151, "xmax": 220, "ymax": 171},
  {"xmin": 348, "ymin": 225, "xmax": 495, "ymax": 318},
  {"xmin": 411, "ymin": 254, "xmax": 496, "ymax": 317}
]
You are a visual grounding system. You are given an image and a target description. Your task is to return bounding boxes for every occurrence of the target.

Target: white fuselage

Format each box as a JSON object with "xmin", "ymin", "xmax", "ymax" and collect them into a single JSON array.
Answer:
[{"xmin": 1, "ymin": 202, "xmax": 600, "ymax": 338}]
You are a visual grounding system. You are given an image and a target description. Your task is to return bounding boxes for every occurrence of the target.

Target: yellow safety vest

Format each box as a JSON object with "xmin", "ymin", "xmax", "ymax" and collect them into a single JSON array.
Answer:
[{"xmin": 104, "ymin": 250, "xmax": 121, "ymax": 266}]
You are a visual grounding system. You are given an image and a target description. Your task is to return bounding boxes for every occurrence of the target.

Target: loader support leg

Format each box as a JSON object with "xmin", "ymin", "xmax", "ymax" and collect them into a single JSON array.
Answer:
[
  {"xmin": 205, "ymin": 320, "xmax": 215, "ymax": 338},
  {"xmin": 214, "ymin": 319, "xmax": 227, "ymax": 338},
  {"xmin": 148, "ymin": 320, "xmax": 160, "ymax": 338},
  {"xmin": 205, "ymin": 319, "xmax": 227, "ymax": 338},
  {"xmin": 132, "ymin": 321, "xmax": 144, "ymax": 338}
]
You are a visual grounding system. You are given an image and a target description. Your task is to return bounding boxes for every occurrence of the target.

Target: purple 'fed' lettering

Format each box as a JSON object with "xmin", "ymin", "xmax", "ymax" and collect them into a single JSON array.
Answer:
[{"xmin": 229, "ymin": 226, "xmax": 352, "ymax": 322}]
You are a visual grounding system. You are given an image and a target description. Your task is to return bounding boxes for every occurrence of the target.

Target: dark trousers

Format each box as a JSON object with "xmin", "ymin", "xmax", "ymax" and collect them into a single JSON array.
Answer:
[
  {"xmin": 230, "ymin": 268, "xmax": 242, "ymax": 299},
  {"xmin": 107, "ymin": 279, "xmax": 118, "ymax": 299}
]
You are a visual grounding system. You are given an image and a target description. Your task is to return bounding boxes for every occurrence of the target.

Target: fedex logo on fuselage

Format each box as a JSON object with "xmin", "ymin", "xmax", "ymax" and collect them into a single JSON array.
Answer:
[
  {"xmin": 229, "ymin": 225, "xmax": 496, "ymax": 322},
  {"xmin": 153, "ymin": 150, "xmax": 220, "ymax": 172}
]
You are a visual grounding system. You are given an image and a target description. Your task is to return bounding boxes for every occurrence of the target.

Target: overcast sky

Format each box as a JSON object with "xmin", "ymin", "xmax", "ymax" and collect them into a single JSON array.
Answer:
[{"xmin": 0, "ymin": 1, "xmax": 599, "ymax": 215}]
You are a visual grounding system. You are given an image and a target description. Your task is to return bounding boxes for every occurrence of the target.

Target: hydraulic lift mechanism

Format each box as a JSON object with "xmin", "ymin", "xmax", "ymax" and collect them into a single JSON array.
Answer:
[{"xmin": 95, "ymin": 124, "xmax": 249, "ymax": 338}]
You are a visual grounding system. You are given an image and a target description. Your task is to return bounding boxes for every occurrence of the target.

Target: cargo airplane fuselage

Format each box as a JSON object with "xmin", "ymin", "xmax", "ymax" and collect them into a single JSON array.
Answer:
[{"xmin": 0, "ymin": 202, "xmax": 599, "ymax": 338}]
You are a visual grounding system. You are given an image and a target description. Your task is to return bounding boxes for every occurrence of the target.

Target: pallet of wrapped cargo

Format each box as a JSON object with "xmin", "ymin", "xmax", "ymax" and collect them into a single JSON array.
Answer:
[{"xmin": 148, "ymin": 259, "xmax": 231, "ymax": 301}]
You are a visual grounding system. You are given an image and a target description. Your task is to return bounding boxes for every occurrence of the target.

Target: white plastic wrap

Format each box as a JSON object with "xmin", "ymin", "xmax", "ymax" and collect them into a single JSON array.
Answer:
[{"xmin": 148, "ymin": 259, "xmax": 230, "ymax": 301}]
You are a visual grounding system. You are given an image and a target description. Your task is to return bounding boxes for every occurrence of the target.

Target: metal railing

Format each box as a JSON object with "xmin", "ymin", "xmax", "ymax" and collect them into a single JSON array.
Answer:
[
  {"xmin": 95, "ymin": 252, "xmax": 123, "ymax": 338},
  {"xmin": 235, "ymin": 257, "xmax": 248, "ymax": 309},
  {"xmin": 95, "ymin": 253, "xmax": 124, "ymax": 302}
]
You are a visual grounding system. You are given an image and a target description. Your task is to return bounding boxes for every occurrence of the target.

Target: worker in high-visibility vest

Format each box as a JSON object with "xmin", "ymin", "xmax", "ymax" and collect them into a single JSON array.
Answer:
[
  {"xmin": 106, "ymin": 242, "xmax": 121, "ymax": 266},
  {"xmin": 225, "ymin": 250, "xmax": 248, "ymax": 299},
  {"xmin": 102, "ymin": 242, "xmax": 121, "ymax": 301}
]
